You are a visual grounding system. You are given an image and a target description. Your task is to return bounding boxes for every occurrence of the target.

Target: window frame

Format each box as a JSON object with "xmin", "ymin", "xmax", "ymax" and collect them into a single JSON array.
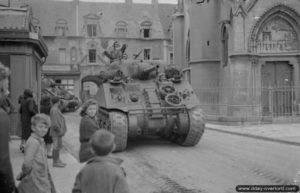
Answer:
[
  {"xmin": 87, "ymin": 24, "xmax": 97, "ymax": 37},
  {"xmin": 88, "ymin": 49, "xmax": 97, "ymax": 63},
  {"xmin": 143, "ymin": 48, "xmax": 151, "ymax": 60},
  {"xmin": 59, "ymin": 48, "xmax": 67, "ymax": 64},
  {"xmin": 140, "ymin": 20, "xmax": 152, "ymax": 39},
  {"xmin": 55, "ymin": 19, "xmax": 68, "ymax": 36},
  {"xmin": 115, "ymin": 21, "xmax": 128, "ymax": 36}
]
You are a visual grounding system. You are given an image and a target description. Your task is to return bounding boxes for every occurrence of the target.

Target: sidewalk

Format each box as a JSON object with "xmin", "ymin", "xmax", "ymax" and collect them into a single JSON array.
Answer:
[
  {"xmin": 9, "ymin": 138, "xmax": 83, "ymax": 193},
  {"xmin": 206, "ymin": 123, "xmax": 300, "ymax": 146}
]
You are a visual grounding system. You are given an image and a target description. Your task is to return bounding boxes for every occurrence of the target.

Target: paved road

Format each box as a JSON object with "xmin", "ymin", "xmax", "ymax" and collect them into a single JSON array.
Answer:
[{"xmin": 64, "ymin": 113, "xmax": 300, "ymax": 193}]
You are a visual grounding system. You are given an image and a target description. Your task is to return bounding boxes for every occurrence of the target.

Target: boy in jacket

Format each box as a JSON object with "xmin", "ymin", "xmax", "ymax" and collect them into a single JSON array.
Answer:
[
  {"xmin": 17, "ymin": 114, "xmax": 56, "ymax": 193},
  {"xmin": 72, "ymin": 130, "xmax": 130, "ymax": 193},
  {"xmin": 50, "ymin": 96, "xmax": 67, "ymax": 167}
]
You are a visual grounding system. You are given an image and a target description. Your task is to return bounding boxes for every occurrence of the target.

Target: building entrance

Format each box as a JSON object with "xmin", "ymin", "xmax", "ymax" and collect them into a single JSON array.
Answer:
[{"xmin": 261, "ymin": 61, "xmax": 294, "ymax": 117}]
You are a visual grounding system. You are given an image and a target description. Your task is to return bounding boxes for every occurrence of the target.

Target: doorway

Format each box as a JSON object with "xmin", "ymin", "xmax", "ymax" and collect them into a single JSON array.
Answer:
[{"xmin": 261, "ymin": 61, "xmax": 294, "ymax": 117}]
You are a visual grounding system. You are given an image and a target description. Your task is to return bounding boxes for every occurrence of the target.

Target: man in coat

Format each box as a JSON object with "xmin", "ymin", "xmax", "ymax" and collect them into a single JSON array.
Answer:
[
  {"xmin": 0, "ymin": 62, "xmax": 16, "ymax": 193},
  {"xmin": 20, "ymin": 89, "xmax": 38, "ymax": 143}
]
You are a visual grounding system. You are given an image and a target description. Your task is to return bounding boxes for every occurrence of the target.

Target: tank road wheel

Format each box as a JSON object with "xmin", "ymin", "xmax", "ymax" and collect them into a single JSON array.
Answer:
[
  {"xmin": 109, "ymin": 112, "xmax": 128, "ymax": 152},
  {"xmin": 176, "ymin": 108, "xmax": 205, "ymax": 146}
]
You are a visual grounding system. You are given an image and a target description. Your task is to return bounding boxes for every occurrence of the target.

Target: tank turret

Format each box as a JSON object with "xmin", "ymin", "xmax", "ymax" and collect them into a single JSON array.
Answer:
[{"xmin": 128, "ymin": 62, "xmax": 158, "ymax": 80}]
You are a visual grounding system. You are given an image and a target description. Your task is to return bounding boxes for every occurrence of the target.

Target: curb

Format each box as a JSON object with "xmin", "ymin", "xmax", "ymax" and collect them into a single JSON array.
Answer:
[{"xmin": 206, "ymin": 127, "xmax": 300, "ymax": 147}]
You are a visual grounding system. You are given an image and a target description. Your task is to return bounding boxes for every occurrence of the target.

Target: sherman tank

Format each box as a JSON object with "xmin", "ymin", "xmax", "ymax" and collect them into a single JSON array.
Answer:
[{"xmin": 92, "ymin": 61, "xmax": 205, "ymax": 152}]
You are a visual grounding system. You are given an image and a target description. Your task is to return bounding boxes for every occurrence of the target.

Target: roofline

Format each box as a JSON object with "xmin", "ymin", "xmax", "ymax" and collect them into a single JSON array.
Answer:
[
  {"xmin": 0, "ymin": 6, "xmax": 28, "ymax": 11},
  {"xmin": 0, "ymin": 30, "xmax": 48, "ymax": 57},
  {"xmin": 42, "ymin": 35, "xmax": 171, "ymax": 41}
]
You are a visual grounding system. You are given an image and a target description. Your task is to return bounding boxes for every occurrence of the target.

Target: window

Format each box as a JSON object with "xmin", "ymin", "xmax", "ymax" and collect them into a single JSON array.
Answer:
[
  {"xmin": 61, "ymin": 79, "xmax": 74, "ymax": 92},
  {"xmin": 55, "ymin": 19, "xmax": 68, "ymax": 36},
  {"xmin": 89, "ymin": 49, "xmax": 97, "ymax": 63},
  {"xmin": 115, "ymin": 21, "xmax": 127, "ymax": 36},
  {"xmin": 221, "ymin": 26, "xmax": 229, "ymax": 67},
  {"xmin": 140, "ymin": 20, "xmax": 152, "ymax": 38},
  {"xmin": 143, "ymin": 29, "xmax": 150, "ymax": 38},
  {"xmin": 59, "ymin": 48, "xmax": 66, "ymax": 64},
  {"xmin": 70, "ymin": 47, "xmax": 77, "ymax": 62},
  {"xmin": 144, "ymin": 49, "xmax": 151, "ymax": 60},
  {"xmin": 169, "ymin": 52, "xmax": 173, "ymax": 65},
  {"xmin": 87, "ymin": 24, "xmax": 97, "ymax": 37}
]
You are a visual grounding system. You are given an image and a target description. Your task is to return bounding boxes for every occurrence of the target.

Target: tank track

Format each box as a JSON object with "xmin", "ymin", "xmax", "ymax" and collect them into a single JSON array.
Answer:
[
  {"xmin": 98, "ymin": 109, "xmax": 128, "ymax": 152},
  {"xmin": 174, "ymin": 109, "xmax": 205, "ymax": 146},
  {"xmin": 109, "ymin": 111, "xmax": 128, "ymax": 152}
]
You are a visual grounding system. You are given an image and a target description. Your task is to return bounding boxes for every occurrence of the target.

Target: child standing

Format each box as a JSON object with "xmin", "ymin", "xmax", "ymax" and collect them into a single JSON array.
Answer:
[
  {"xmin": 40, "ymin": 95, "xmax": 53, "ymax": 158},
  {"xmin": 17, "ymin": 114, "xmax": 56, "ymax": 193},
  {"xmin": 72, "ymin": 130, "xmax": 130, "ymax": 193},
  {"xmin": 50, "ymin": 96, "xmax": 67, "ymax": 167}
]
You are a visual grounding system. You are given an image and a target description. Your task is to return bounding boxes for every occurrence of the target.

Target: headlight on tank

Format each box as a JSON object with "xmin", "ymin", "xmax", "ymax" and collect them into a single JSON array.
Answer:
[
  {"xmin": 191, "ymin": 107, "xmax": 205, "ymax": 122},
  {"xmin": 130, "ymin": 94, "xmax": 139, "ymax": 102}
]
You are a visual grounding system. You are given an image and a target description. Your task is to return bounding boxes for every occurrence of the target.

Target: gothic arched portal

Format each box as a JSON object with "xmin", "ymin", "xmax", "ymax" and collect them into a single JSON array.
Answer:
[
  {"xmin": 248, "ymin": 4, "xmax": 300, "ymax": 118},
  {"xmin": 248, "ymin": 4, "xmax": 300, "ymax": 53}
]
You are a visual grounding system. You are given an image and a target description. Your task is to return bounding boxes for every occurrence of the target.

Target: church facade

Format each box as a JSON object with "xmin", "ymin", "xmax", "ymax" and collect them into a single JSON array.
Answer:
[{"xmin": 174, "ymin": 0, "xmax": 300, "ymax": 124}]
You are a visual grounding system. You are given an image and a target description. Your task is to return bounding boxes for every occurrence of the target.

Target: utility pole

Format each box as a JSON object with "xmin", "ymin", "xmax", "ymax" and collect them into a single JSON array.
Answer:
[{"xmin": 8, "ymin": 0, "xmax": 10, "ymax": 7}]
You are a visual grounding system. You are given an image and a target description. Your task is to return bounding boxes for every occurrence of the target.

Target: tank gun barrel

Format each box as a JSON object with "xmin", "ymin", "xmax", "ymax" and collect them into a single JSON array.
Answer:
[{"xmin": 142, "ymin": 65, "xmax": 156, "ymax": 75}]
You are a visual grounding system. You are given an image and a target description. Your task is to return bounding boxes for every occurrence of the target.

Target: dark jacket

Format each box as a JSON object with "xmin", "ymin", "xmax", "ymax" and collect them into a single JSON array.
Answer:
[
  {"xmin": 50, "ymin": 105, "xmax": 67, "ymax": 137},
  {"xmin": 72, "ymin": 156, "xmax": 129, "ymax": 193},
  {"xmin": 40, "ymin": 96, "xmax": 51, "ymax": 115},
  {"xmin": 0, "ymin": 108, "xmax": 15, "ymax": 193},
  {"xmin": 20, "ymin": 93, "xmax": 38, "ymax": 140},
  {"xmin": 40, "ymin": 96, "xmax": 52, "ymax": 144},
  {"xmin": 79, "ymin": 115, "xmax": 100, "ymax": 163}
]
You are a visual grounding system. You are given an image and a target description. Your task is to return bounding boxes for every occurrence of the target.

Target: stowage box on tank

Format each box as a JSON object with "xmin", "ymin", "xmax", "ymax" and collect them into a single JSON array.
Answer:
[{"xmin": 93, "ymin": 61, "xmax": 205, "ymax": 152}]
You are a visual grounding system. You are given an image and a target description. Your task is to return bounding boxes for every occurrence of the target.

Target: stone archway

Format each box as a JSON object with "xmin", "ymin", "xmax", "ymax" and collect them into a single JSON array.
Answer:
[
  {"xmin": 248, "ymin": 4, "xmax": 300, "ymax": 119},
  {"xmin": 248, "ymin": 4, "xmax": 300, "ymax": 53}
]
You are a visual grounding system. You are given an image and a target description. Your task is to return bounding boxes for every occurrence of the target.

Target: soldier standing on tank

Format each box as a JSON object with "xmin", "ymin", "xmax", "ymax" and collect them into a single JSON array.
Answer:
[{"xmin": 103, "ymin": 41, "xmax": 127, "ymax": 64}]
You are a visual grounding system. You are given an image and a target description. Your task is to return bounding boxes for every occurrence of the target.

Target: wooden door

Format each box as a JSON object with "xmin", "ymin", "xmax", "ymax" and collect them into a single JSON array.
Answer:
[{"xmin": 261, "ymin": 61, "xmax": 293, "ymax": 116}]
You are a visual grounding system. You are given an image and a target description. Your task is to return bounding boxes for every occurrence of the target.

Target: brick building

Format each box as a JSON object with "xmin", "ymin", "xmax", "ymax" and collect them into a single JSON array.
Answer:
[
  {"xmin": 14, "ymin": 0, "xmax": 175, "ymax": 99},
  {"xmin": 173, "ymin": 0, "xmax": 300, "ymax": 124}
]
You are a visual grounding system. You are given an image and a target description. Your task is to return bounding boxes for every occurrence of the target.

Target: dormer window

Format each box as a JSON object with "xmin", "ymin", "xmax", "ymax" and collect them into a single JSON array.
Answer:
[
  {"xmin": 87, "ymin": 24, "xmax": 97, "ymax": 37},
  {"xmin": 140, "ymin": 20, "xmax": 152, "ymax": 38},
  {"xmin": 115, "ymin": 21, "xmax": 127, "ymax": 37},
  {"xmin": 83, "ymin": 13, "xmax": 102, "ymax": 38},
  {"xmin": 55, "ymin": 19, "xmax": 68, "ymax": 36}
]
